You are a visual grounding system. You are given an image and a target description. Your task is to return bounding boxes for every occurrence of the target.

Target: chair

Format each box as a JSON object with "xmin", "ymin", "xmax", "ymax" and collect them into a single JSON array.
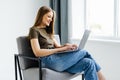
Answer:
[{"xmin": 14, "ymin": 35, "xmax": 84, "ymax": 80}]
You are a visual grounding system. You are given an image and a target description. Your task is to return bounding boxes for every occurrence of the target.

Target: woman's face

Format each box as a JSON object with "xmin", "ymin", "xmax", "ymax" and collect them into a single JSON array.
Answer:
[{"xmin": 42, "ymin": 11, "xmax": 53, "ymax": 27}]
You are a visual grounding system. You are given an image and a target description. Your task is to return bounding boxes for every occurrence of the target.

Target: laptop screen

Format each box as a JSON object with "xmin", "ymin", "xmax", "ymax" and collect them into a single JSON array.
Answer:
[{"xmin": 78, "ymin": 29, "xmax": 91, "ymax": 49}]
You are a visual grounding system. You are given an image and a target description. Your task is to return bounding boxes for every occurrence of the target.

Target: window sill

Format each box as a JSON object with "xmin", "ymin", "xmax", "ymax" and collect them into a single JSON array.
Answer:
[{"xmin": 69, "ymin": 36, "xmax": 120, "ymax": 44}]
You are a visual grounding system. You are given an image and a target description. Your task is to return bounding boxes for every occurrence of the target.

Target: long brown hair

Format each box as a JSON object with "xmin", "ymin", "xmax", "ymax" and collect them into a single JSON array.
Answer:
[{"xmin": 33, "ymin": 6, "xmax": 56, "ymax": 38}]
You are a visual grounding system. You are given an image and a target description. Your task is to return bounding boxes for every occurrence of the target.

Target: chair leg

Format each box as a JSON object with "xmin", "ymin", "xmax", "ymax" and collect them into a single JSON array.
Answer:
[
  {"xmin": 38, "ymin": 59, "xmax": 42, "ymax": 80},
  {"xmin": 14, "ymin": 55, "xmax": 18, "ymax": 80},
  {"xmin": 16, "ymin": 56, "xmax": 22, "ymax": 80},
  {"xmin": 82, "ymin": 74, "xmax": 84, "ymax": 80},
  {"xmin": 14, "ymin": 55, "xmax": 22, "ymax": 80}
]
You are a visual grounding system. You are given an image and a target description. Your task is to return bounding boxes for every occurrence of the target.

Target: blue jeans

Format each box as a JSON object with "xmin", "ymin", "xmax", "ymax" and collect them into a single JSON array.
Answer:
[{"xmin": 41, "ymin": 49, "xmax": 101, "ymax": 80}]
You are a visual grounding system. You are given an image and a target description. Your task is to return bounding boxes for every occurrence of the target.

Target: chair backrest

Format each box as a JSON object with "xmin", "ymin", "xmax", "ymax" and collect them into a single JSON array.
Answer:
[
  {"xmin": 16, "ymin": 35, "xmax": 60, "ymax": 70},
  {"xmin": 17, "ymin": 36, "xmax": 38, "ymax": 70}
]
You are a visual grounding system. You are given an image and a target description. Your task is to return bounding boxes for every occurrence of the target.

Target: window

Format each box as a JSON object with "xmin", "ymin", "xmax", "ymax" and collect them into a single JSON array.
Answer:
[
  {"xmin": 86, "ymin": 0, "xmax": 114, "ymax": 37},
  {"xmin": 71, "ymin": 0, "xmax": 85, "ymax": 39},
  {"xmin": 71, "ymin": 0, "xmax": 120, "ymax": 40}
]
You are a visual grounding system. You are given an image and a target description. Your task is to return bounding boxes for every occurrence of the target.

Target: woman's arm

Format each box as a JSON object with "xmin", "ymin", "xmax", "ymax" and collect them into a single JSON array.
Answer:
[
  {"xmin": 30, "ymin": 38, "xmax": 72, "ymax": 57},
  {"xmin": 53, "ymin": 38, "xmax": 78, "ymax": 50},
  {"xmin": 53, "ymin": 37, "xmax": 62, "ymax": 48}
]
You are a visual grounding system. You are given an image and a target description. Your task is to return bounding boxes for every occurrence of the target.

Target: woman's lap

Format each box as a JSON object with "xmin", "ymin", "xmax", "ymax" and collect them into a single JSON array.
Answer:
[{"xmin": 41, "ymin": 49, "xmax": 101, "ymax": 72}]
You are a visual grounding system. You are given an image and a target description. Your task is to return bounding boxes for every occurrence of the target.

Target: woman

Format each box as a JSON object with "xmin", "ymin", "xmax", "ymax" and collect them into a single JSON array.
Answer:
[{"xmin": 28, "ymin": 6, "xmax": 106, "ymax": 80}]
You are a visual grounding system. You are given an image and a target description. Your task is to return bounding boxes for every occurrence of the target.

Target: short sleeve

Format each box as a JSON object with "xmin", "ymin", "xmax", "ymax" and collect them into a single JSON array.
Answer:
[{"xmin": 29, "ymin": 28, "xmax": 38, "ymax": 39}]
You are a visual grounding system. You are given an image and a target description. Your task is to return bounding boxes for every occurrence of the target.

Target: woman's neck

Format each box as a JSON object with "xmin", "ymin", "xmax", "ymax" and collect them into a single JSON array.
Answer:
[{"xmin": 37, "ymin": 25, "xmax": 46, "ymax": 29}]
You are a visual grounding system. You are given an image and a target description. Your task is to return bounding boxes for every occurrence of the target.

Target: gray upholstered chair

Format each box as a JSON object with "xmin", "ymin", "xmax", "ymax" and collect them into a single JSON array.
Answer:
[{"xmin": 14, "ymin": 35, "xmax": 84, "ymax": 80}]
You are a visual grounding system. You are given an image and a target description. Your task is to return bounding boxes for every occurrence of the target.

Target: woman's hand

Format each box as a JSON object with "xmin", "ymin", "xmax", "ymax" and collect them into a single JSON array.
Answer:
[
  {"xmin": 63, "ymin": 43, "xmax": 78, "ymax": 51},
  {"xmin": 72, "ymin": 44, "xmax": 78, "ymax": 49}
]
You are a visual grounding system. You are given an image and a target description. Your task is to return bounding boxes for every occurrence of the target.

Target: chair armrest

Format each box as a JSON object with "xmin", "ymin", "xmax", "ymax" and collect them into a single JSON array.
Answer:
[{"xmin": 14, "ymin": 54, "xmax": 41, "ymax": 61}]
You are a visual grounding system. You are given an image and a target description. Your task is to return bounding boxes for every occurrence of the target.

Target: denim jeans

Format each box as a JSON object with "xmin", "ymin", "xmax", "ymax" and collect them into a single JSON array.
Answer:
[{"xmin": 41, "ymin": 49, "xmax": 101, "ymax": 80}]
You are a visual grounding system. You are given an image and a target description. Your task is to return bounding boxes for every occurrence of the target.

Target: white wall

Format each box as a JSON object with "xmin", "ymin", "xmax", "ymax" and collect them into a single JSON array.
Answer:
[
  {"xmin": 86, "ymin": 40, "xmax": 120, "ymax": 80},
  {"xmin": 70, "ymin": 39, "xmax": 120, "ymax": 80},
  {"xmin": 0, "ymin": 0, "xmax": 49, "ymax": 80}
]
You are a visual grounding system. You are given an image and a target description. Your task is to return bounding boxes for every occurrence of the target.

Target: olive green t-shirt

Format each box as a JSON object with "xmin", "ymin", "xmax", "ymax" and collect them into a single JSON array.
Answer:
[{"xmin": 29, "ymin": 27, "xmax": 54, "ymax": 49}]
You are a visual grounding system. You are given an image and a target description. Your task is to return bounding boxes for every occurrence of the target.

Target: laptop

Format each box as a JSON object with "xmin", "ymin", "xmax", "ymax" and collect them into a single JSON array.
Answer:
[{"xmin": 57, "ymin": 29, "xmax": 91, "ymax": 53}]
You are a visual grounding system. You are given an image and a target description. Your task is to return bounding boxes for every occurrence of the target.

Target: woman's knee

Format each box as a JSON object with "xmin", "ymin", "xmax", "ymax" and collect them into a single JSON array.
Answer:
[
  {"xmin": 82, "ymin": 58, "xmax": 95, "ymax": 69},
  {"xmin": 79, "ymin": 49, "xmax": 93, "ymax": 59},
  {"xmin": 79, "ymin": 49, "xmax": 89, "ymax": 55}
]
